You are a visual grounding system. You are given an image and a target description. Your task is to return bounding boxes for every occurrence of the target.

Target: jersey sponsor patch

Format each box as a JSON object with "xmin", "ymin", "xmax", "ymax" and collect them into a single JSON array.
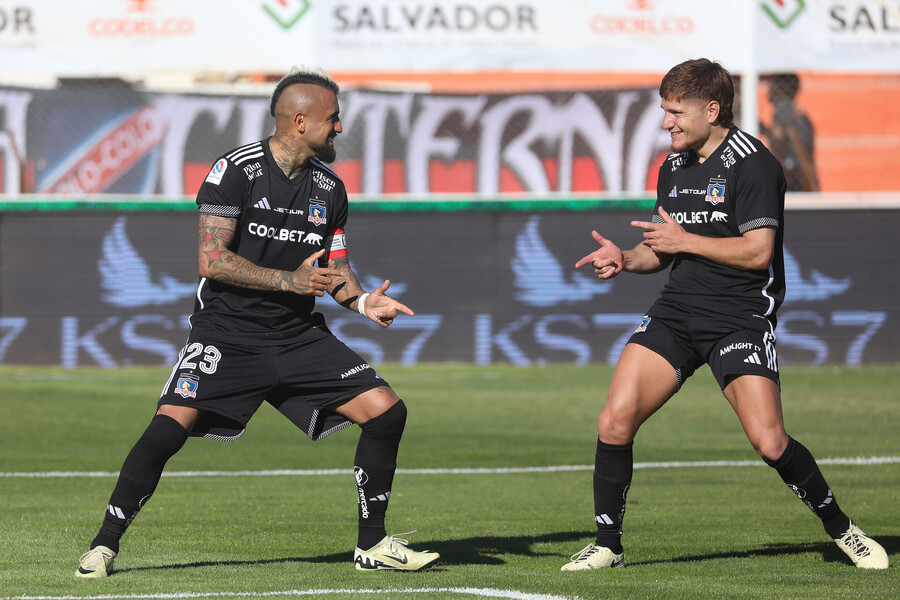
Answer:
[
  {"xmin": 205, "ymin": 159, "xmax": 228, "ymax": 185},
  {"xmin": 247, "ymin": 221, "xmax": 309, "ymax": 243},
  {"xmin": 720, "ymin": 145, "xmax": 736, "ymax": 169},
  {"xmin": 313, "ymin": 170, "xmax": 336, "ymax": 191},
  {"xmin": 243, "ymin": 161, "xmax": 263, "ymax": 181}
]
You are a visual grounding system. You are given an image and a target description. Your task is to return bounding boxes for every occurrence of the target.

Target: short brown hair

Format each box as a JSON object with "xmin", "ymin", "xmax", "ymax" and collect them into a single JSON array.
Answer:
[{"xmin": 659, "ymin": 58, "xmax": 735, "ymax": 128}]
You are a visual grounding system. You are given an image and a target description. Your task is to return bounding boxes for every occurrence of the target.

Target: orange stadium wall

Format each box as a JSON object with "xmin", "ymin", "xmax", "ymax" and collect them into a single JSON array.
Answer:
[{"xmin": 757, "ymin": 74, "xmax": 900, "ymax": 193}]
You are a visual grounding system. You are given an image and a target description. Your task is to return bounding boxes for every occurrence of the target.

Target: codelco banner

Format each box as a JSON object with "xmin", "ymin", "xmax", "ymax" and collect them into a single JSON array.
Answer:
[
  {"xmin": 1, "ymin": 208, "xmax": 896, "ymax": 367},
  {"xmin": 0, "ymin": 0, "xmax": 314, "ymax": 76},
  {"xmin": 0, "ymin": 1, "xmax": 897, "ymax": 75}
]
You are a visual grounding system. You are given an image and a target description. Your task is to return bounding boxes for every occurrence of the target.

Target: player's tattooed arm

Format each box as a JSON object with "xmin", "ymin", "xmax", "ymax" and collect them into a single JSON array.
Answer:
[
  {"xmin": 198, "ymin": 215, "xmax": 237, "ymax": 272},
  {"xmin": 198, "ymin": 214, "xmax": 339, "ymax": 295},
  {"xmin": 326, "ymin": 256, "xmax": 366, "ymax": 309},
  {"xmin": 326, "ymin": 257, "xmax": 415, "ymax": 324}
]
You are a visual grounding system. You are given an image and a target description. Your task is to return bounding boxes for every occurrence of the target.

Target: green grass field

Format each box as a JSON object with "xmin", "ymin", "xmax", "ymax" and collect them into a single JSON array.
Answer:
[{"xmin": 1, "ymin": 364, "xmax": 898, "ymax": 599}]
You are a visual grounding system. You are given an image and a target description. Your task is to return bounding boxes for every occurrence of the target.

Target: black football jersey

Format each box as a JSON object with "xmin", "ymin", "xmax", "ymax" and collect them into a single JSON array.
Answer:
[
  {"xmin": 191, "ymin": 138, "xmax": 350, "ymax": 343},
  {"xmin": 650, "ymin": 128, "xmax": 786, "ymax": 326}
]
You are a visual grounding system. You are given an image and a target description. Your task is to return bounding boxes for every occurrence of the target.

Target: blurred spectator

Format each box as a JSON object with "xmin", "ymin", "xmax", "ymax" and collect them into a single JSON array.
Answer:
[{"xmin": 761, "ymin": 74, "xmax": 819, "ymax": 191}]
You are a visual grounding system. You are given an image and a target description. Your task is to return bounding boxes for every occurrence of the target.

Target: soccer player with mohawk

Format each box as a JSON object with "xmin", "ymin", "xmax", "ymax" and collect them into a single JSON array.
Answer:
[{"xmin": 76, "ymin": 66, "xmax": 439, "ymax": 578}]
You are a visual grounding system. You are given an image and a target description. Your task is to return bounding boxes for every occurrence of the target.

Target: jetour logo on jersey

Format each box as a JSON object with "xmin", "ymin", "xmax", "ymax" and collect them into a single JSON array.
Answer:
[{"xmin": 705, "ymin": 178, "xmax": 726, "ymax": 205}]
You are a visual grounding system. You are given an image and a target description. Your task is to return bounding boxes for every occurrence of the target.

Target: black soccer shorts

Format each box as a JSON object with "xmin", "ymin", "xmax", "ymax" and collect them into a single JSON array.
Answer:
[
  {"xmin": 626, "ymin": 310, "xmax": 780, "ymax": 391},
  {"xmin": 158, "ymin": 329, "xmax": 389, "ymax": 441}
]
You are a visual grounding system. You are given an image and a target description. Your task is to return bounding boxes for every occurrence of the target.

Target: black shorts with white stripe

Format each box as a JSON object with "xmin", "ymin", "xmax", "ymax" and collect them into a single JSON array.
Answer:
[
  {"xmin": 158, "ymin": 329, "xmax": 389, "ymax": 441},
  {"xmin": 626, "ymin": 309, "xmax": 779, "ymax": 391}
]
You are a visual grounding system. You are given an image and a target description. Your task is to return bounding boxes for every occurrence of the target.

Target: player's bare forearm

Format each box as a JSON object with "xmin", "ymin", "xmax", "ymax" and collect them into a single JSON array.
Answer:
[
  {"xmin": 623, "ymin": 242, "xmax": 671, "ymax": 274},
  {"xmin": 198, "ymin": 215, "xmax": 335, "ymax": 295},
  {"xmin": 326, "ymin": 256, "xmax": 366, "ymax": 309}
]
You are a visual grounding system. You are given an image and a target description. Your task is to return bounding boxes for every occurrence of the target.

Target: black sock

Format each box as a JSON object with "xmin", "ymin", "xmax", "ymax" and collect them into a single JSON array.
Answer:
[
  {"xmin": 593, "ymin": 438, "xmax": 633, "ymax": 554},
  {"xmin": 354, "ymin": 400, "xmax": 407, "ymax": 550},
  {"xmin": 91, "ymin": 414, "xmax": 189, "ymax": 553},
  {"xmin": 764, "ymin": 436, "xmax": 850, "ymax": 538}
]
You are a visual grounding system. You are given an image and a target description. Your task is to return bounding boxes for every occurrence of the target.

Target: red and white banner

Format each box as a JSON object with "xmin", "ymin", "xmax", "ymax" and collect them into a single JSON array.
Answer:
[
  {"xmin": 40, "ymin": 106, "xmax": 166, "ymax": 194},
  {"xmin": 0, "ymin": 1, "xmax": 896, "ymax": 77},
  {"xmin": 0, "ymin": 0, "xmax": 314, "ymax": 77}
]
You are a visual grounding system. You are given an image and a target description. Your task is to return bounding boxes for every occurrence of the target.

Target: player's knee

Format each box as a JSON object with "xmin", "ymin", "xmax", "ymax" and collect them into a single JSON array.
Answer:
[
  {"xmin": 597, "ymin": 411, "xmax": 636, "ymax": 445},
  {"xmin": 752, "ymin": 432, "xmax": 789, "ymax": 463},
  {"xmin": 134, "ymin": 414, "xmax": 190, "ymax": 463},
  {"xmin": 359, "ymin": 399, "xmax": 407, "ymax": 438}
]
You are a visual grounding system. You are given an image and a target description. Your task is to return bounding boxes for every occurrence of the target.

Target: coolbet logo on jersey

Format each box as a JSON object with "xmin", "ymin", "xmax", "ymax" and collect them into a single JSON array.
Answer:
[
  {"xmin": 308, "ymin": 202, "xmax": 327, "ymax": 226},
  {"xmin": 669, "ymin": 211, "xmax": 724, "ymax": 224},
  {"xmin": 248, "ymin": 222, "xmax": 308, "ymax": 243},
  {"xmin": 205, "ymin": 159, "xmax": 228, "ymax": 185},
  {"xmin": 705, "ymin": 178, "xmax": 726, "ymax": 205}
]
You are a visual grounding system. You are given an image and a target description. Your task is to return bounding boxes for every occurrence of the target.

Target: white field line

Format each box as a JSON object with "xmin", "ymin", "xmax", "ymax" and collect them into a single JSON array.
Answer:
[
  {"xmin": 2, "ymin": 456, "xmax": 898, "ymax": 479},
  {"xmin": 0, "ymin": 588, "xmax": 577, "ymax": 600}
]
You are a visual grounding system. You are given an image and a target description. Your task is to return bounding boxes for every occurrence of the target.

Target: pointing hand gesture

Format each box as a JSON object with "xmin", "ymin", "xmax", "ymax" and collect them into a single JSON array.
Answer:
[
  {"xmin": 359, "ymin": 279, "xmax": 415, "ymax": 328},
  {"xmin": 575, "ymin": 231, "xmax": 624, "ymax": 279}
]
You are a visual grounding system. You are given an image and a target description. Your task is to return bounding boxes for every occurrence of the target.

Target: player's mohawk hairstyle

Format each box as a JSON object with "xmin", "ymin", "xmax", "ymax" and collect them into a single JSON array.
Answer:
[{"xmin": 269, "ymin": 65, "xmax": 340, "ymax": 117}]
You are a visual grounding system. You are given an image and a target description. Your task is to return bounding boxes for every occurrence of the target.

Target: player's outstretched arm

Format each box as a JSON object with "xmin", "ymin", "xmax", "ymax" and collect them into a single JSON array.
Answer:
[
  {"xmin": 198, "ymin": 215, "xmax": 340, "ymax": 296},
  {"xmin": 326, "ymin": 257, "xmax": 414, "ymax": 328},
  {"xmin": 575, "ymin": 230, "xmax": 668, "ymax": 278}
]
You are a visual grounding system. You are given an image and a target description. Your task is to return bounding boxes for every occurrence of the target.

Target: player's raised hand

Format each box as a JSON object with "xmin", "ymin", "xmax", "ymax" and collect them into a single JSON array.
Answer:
[
  {"xmin": 631, "ymin": 207, "xmax": 687, "ymax": 255},
  {"xmin": 575, "ymin": 230, "xmax": 624, "ymax": 279},
  {"xmin": 360, "ymin": 279, "xmax": 415, "ymax": 328},
  {"xmin": 291, "ymin": 250, "xmax": 342, "ymax": 296}
]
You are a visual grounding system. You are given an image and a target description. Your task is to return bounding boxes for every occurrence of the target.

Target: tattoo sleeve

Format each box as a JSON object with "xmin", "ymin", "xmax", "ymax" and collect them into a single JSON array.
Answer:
[
  {"xmin": 327, "ymin": 256, "xmax": 365, "ymax": 309},
  {"xmin": 198, "ymin": 214, "xmax": 297, "ymax": 292}
]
